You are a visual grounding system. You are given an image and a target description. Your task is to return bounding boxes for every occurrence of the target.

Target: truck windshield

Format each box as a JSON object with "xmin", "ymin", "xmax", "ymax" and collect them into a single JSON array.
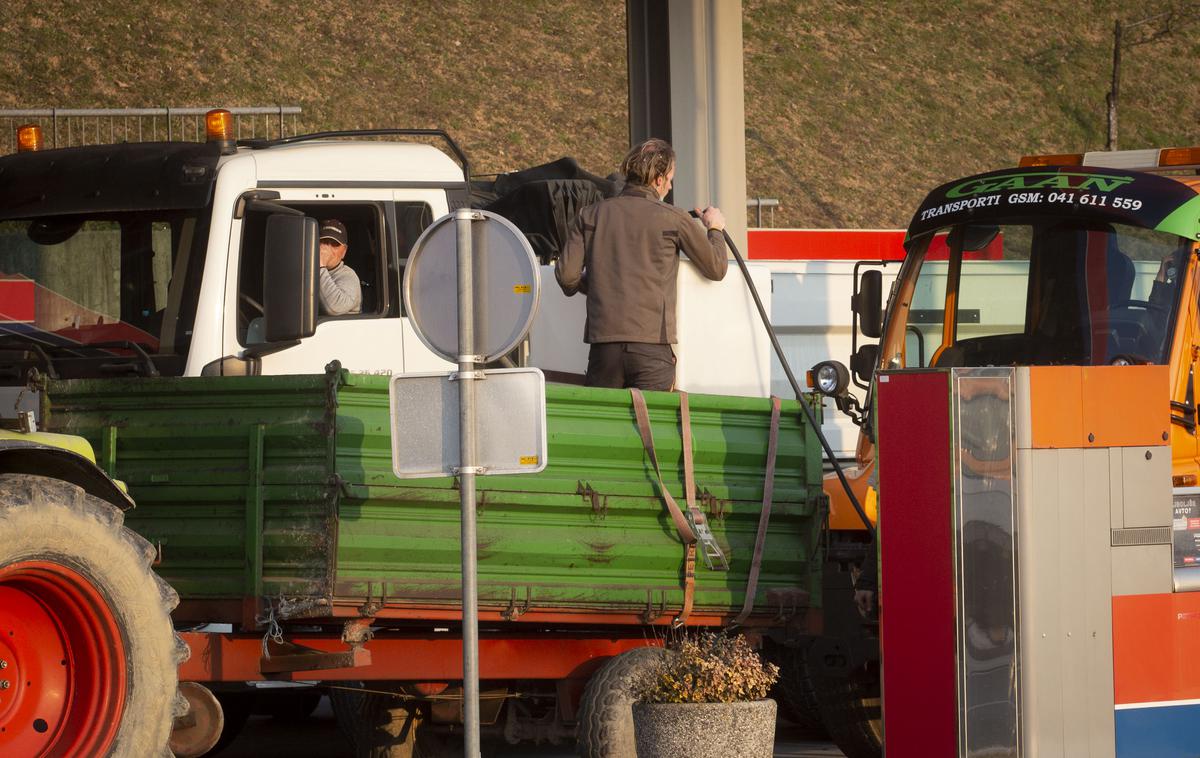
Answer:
[
  {"xmin": 892, "ymin": 220, "xmax": 1187, "ymax": 368},
  {"xmin": 0, "ymin": 211, "xmax": 209, "ymax": 379}
]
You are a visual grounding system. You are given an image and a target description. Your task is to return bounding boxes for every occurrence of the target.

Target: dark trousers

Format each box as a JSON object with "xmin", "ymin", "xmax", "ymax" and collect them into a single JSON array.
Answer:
[{"xmin": 584, "ymin": 342, "xmax": 676, "ymax": 391}]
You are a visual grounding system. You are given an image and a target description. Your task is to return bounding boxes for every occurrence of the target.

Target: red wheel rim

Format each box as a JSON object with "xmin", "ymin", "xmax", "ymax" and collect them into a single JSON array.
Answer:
[{"xmin": 0, "ymin": 560, "xmax": 128, "ymax": 757}]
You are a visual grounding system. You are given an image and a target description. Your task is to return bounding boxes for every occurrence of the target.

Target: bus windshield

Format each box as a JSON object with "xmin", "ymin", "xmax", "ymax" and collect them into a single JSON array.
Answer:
[{"xmin": 889, "ymin": 220, "xmax": 1188, "ymax": 369}]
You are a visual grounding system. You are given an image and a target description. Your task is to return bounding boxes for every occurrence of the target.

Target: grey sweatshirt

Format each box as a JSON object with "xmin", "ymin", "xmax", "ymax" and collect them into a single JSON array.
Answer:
[{"xmin": 319, "ymin": 262, "xmax": 362, "ymax": 316}]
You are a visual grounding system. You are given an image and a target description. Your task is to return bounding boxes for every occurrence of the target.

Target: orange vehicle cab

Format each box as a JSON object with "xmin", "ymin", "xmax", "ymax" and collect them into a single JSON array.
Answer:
[{"xmin": 814, "ymin": 147, "xmax": 1200, "ymax": 757}]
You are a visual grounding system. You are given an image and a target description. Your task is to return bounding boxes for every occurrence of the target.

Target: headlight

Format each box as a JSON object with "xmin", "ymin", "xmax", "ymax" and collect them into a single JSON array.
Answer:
[{"xmin": 810, "ymin": 360, "xmax": 850, "ymax": 397}]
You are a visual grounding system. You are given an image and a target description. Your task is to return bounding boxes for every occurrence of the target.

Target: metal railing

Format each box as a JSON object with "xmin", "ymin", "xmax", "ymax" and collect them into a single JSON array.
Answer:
[
  {"xmin": 747, "ymin": 197, "xmax": 780, "ymax": 228},
  {"xmin": 0, "ymin": 107, "xmax": 302, "ymax": 153}
]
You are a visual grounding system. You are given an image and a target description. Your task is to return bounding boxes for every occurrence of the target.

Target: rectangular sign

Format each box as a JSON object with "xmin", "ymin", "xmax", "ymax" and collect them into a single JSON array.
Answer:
[
  {"xmin": 1173, "ymin": 488, "xmax": 1200, "ymax": 591},
  {"xmin": 1173, "ymin": 490, "xmax": 1200, "ymax": 567},
  {"xmin": 389, "ymin": 367, "xmax": 548, "ymax": 479}
]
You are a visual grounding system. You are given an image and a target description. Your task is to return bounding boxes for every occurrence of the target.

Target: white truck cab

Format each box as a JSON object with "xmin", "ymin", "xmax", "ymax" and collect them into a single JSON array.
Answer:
[
  {"xmin": 0, "ymin": 118, "xmax": 771, "ymax": 398},
  {"xmin": 192, "ymin": 139, "xmax": 464, "ymax": 378}
]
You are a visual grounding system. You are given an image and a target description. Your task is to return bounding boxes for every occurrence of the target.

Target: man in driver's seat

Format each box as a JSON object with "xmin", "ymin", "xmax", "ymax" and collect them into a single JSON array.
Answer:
[{"xmin": 318, "ymin": 219, "xmax": 362, "ymax": 316}]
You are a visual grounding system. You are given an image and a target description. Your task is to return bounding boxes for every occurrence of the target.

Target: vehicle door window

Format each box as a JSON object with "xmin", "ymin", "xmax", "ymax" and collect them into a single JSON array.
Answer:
[
  {"xmin": 955, "ymin": 226, "xmax": 1031, "ymax": 344},
  {"xmin": 237, "ymin": 202, "xmax": 391, "ymax": 345},
  {"xmin": 393, "ymin": 201, "xmax": 434, "ymax": 317}
]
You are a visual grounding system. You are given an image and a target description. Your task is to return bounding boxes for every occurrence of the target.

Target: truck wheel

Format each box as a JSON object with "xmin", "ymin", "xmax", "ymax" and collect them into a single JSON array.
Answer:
[
  {"xmin": 330, "ymin": 685, "xmax": 455, "ymax": 758},
  {"xmin": 575, "ymin": 646, "xmax": 665, "ymax": 758},
  {"xmin": 765, "ymin": 641, "xmax": 828, "ymax": 738},
  {"xmin": 811, "ymin": 661, "xmax": 882, "ymax": 758},
  {"xmin": 0, "ymin": 473, "xmax": 188, "ymax": 757}
]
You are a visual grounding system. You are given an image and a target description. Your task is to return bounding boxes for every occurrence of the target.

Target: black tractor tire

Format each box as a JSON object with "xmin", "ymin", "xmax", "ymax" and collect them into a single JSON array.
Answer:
[
  {"xmin": 330, "ymin": 685, "xmax": 458, "ymax": 758},
  {"xmin": 0, "ymin": 473, "xmax": 189, "ymax": 757},
  {"xmin": 575, "ymin": 646, "xmax": 665, "ymax": 758},
  {"xmin": 811, "ymin": 660, "xmax": 882, "ymax": 758},
  {"xmin": 765, "ymin": 641, "xmax": 828, "ymax": 738}
]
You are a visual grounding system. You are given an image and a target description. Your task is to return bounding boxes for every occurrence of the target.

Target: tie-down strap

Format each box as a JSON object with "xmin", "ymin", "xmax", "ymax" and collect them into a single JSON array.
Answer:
[
  {"xmin": 731, "ymin": 395, "xmax": 783, "ymax": 627},
  {"xmin": 630, "ymin": 389, "xmax": 729, "ymax": 627}
]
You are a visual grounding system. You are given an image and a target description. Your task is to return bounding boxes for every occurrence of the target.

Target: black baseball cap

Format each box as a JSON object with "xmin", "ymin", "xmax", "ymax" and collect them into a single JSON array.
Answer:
[{"xmin": 319, "ymin": 219, "xmax": 347, "ymax": 246}]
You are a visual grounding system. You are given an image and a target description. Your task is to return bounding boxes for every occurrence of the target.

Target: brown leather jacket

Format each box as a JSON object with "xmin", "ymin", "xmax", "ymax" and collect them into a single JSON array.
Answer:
[{"xmin": 555, "ymin": 184, "xmax": 728, "ymax": 344}]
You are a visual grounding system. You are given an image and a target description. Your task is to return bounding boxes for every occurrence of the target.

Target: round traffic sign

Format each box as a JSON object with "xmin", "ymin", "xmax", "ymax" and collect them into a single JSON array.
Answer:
[{"xmin": 403, "ymin": 210, "xmax": 541, "ymax": 364}]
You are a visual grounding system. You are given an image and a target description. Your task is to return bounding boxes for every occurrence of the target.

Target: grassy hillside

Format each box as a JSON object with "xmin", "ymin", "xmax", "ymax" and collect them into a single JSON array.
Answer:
[
  {"xmin": 743, "ymin": 0, "xmax": 1200, "ymax": 227},
  {"xmin": 2, "ymin": 0, "xmax": 1197, "ymax": 228}
]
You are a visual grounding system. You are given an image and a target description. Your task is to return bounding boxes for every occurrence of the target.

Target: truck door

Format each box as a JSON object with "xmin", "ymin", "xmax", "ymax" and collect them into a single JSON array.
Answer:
[{"xmin": 226, "ymin": 191, "xmax": 452, "ymax": 376}]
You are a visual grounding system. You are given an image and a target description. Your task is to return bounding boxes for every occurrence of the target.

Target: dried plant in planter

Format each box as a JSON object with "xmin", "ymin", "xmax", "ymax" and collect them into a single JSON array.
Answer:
[{"xmin": 638, "ymin": 631, "xmax": 780, "ymax": 704}]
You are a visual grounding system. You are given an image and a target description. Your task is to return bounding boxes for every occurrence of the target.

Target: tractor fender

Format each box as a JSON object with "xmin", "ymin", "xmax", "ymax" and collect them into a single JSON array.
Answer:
[{"xmin": 0, "ymin": 438, "xmax": 134, "ymax": 510}]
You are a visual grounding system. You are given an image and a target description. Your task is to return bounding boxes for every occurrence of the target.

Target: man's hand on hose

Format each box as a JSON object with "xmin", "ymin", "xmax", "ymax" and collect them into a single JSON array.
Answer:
[{"xmin": 695, "ymin": 206, "xmax": 726, "ymax": 232}]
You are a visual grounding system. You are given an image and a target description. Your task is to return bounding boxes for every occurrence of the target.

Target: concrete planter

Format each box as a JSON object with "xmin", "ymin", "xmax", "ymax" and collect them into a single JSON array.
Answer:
[{"xmin": 631, "ymin": 698, "xmax": 776, "ymax": 758}]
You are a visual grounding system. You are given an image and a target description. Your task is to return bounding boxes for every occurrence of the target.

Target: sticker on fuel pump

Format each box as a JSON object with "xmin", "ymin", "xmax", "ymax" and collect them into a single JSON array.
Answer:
[{"xmin": 1173, "ymin": 495, "xmax": 1200, "ymax": 569}]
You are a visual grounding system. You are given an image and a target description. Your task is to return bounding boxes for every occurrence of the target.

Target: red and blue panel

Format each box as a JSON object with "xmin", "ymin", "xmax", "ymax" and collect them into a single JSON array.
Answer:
[{"xmin": 1112, "ymin": 593, "xmax": 1200, "ymax": 757}]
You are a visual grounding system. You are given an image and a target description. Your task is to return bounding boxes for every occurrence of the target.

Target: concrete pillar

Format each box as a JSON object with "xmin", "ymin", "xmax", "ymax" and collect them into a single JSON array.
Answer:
[
  {"xmin": 666, "ymin": 0, "xmax": 748, "ymax": 254},
  {"xmin": 626, "ymin": 0, "xmax": 749, "ymax": 254}
]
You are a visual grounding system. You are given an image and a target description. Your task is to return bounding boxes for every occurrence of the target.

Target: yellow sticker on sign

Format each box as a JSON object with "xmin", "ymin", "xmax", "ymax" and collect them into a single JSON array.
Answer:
[
  {"xmin": 513, "ymin": 284, "xmax": 531, "ymax": 294},
  {"xmin": 519, "ymin": 455, "xmax": 539, "ymax": 466}
]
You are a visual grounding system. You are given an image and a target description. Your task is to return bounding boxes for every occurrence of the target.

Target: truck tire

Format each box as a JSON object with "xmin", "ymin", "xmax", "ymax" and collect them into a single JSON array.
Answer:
[
  {"xmin": 811, "ymin": 661, "xmax": 882, "ymax": 758},
  {"xmin": 331, "ymin": 685, "xmax": 456, "ymax": 758},
  {"xmin": 765, "ymin": 641, "xmax": 827, "ymax": 738},
  {"xmin": 0, "ymin": 473, "xmax": 188, "ymax": 757},
  {"xmin": 575, "ymin": 646, "xmax": 665, "ymax": 758}
]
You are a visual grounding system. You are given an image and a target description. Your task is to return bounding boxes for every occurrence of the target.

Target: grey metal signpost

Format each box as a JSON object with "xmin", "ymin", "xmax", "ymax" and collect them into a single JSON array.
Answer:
[
  {"xmin": 395, "ymin": 208, "xmax": 544, "ymax": 758},
  {"xmin": 454, "ymin": 208, "xmax": 482, "ymax": 757}
]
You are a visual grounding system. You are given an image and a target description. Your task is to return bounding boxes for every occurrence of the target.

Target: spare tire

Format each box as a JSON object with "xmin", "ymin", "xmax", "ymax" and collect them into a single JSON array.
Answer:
[
  {"xmin": 0, "ymin": 473, "xmax": 188, "ymax": 757},
  {"xmin": 575, "ymin": 646, "xmax": 665, "ymax": 758}
]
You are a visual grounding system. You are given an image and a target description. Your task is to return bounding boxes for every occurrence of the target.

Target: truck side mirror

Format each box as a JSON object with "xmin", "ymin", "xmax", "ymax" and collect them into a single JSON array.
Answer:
[
  {"xmin": 853, "ymin": 269, "xmax": 883, "ymax": 339},
  {"xmin": 263, "ymin": 215, "xmax": 319, "ymax": 343},
  {"xmin": 851, "ymin": 343, "xmax": 879, "ymax": 384}
]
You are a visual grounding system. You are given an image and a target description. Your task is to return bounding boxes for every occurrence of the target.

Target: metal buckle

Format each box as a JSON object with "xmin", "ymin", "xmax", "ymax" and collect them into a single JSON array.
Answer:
[{"xmin": 687, "ymin": 511, "xmax": 729, "ymax": 571}]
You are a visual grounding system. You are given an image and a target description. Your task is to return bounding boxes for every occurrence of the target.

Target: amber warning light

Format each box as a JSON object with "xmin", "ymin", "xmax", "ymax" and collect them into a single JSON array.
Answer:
[
  {"xmin": 1018, "ymin": 152, "xmax": 1083, "ymax": 168},
  {"xmin": 205, "ymin": 109, "xmax": 236, "ymax": 154},
  {"xmin": 16, "ymin": 124, "xmax": 43, "ymax": 152}
]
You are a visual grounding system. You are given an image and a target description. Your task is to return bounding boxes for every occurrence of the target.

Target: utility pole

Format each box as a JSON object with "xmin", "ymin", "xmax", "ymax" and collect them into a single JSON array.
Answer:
[
  {"xmin": 1106, "ymin": 7, "xmax": 1191, "ymax": 151},
  {"xmin": 1106, "ymin": 19, "xmax": 1121, "ymax": 151}
]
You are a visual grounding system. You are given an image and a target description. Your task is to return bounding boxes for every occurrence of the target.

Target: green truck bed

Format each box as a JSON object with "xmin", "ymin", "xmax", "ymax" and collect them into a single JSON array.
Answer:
[{"xmin": 43, "ymin": 366, "xmax": 825, "ymax": 628}]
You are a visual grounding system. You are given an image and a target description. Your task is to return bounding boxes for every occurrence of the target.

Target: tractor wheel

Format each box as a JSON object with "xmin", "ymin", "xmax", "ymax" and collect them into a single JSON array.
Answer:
[
  {"xmin": 575, "ymin": 646, "xmax": 665, "ymax": 758},
  {"xmin": 811, "ymin": 660, "xmax": 882, "ymax": 758},
  {"xmin": 0, "ymin": 473, "xmax": 188, "ymax": 757},
  {"xmin": 330, "ymin": 685, "xmax": 455, "ymax": 758},
  {"xmin": 765, "ymin": 641, "xmax": 827, "ymax": 738}
]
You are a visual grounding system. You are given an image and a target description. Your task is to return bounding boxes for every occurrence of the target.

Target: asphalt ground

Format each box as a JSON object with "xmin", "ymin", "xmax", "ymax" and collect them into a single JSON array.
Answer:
[{"xmin": 217, "ymin": 696, "xmax": 847, "ymax": 757}]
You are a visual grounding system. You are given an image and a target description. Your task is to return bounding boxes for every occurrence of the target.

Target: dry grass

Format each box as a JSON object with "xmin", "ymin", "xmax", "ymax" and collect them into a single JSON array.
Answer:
[
  {"xmin": 2, "ymin": 1, "xmax": 1197, "ymax": 227},
  {"xmin": 742, "ymin": 0, "xmax": 1200, "ymax": 227}
]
